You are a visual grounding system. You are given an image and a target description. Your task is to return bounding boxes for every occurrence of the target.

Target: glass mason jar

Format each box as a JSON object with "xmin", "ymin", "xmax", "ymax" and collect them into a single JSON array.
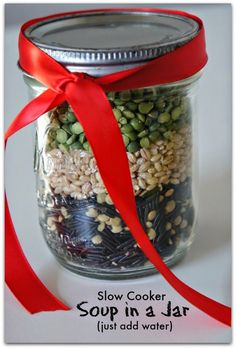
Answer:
[{"xmin": 22, "ymin": 10, "xmax": 202, "ymax": 279}]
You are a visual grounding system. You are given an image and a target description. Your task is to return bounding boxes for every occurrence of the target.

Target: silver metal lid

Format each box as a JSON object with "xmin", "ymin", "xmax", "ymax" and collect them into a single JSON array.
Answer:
[{"xmin": 25, "ymin": 10, "xmax": 199, "ymax": 67}]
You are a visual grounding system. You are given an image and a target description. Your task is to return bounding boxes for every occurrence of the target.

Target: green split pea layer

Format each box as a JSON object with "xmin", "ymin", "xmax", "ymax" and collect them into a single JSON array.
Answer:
[{"xmin": 46, "ymin": 87, "xmax": 191, "ymax": 153}]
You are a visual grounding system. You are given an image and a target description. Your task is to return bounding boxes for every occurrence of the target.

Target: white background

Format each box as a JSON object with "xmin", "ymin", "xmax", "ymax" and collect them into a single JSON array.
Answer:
[{"xmin": 4, "ymin": 3, "xmax": 232, "ymax": 343}]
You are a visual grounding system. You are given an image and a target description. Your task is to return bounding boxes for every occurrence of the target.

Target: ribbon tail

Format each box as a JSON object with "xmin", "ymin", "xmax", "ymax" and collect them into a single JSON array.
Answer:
[
  {"xmin": 66, "ymin": 79, "xmax": 231, "ymax": 327},
  {"xmin": 5, "ymin": 89, "xmax": 70, "ymax": 313},
  {"xmin": 121, "ymin": 210, "xmax": 232, "ymax": 327},
  {"xmin": 5, "ymin": 196, "xmax": 70, "ymax": 313}
]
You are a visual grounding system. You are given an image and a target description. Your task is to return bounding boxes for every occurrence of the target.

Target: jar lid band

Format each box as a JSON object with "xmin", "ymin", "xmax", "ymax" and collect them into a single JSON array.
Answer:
[
  {"xmin": 5, "ymin": 8, "xmax": 231, "ymax": 326},
  {"xmin": 23, "ymin": 8, "xmax": 199, "ymax": 67},
  {"xmin": 19, "ymin": 7, "xmax": 208, "ymax": 85}
]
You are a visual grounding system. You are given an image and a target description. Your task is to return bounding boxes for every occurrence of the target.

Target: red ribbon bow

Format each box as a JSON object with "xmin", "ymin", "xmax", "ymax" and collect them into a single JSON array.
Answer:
[{"xmin": 5, "ymin": 8, "xmax": 231, "ymax": 326}]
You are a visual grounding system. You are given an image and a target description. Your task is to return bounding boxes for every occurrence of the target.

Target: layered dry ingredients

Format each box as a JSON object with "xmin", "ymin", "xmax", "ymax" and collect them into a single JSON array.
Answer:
[{"xmin": 37, "ymin": 86, "xmax": 195, "ymax": 273}]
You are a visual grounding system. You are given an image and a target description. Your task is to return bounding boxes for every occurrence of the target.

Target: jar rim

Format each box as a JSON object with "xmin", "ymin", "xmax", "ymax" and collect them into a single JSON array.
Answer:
[{"xmin": 20, "ymin": 63, "xmax": 203, "ymax": 90}]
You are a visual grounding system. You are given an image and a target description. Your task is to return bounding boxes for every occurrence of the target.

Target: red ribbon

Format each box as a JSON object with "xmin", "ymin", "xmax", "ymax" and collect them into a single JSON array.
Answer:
[{"xmin": 5, "ymin": 8, "xmax": 231, "ymax": 326}]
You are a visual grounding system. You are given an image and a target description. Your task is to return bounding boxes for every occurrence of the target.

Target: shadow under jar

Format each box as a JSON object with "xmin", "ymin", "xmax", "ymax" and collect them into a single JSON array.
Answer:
[{"xmin": 22, "ymin": 9, "xmax": 202, "ymax": 279}]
